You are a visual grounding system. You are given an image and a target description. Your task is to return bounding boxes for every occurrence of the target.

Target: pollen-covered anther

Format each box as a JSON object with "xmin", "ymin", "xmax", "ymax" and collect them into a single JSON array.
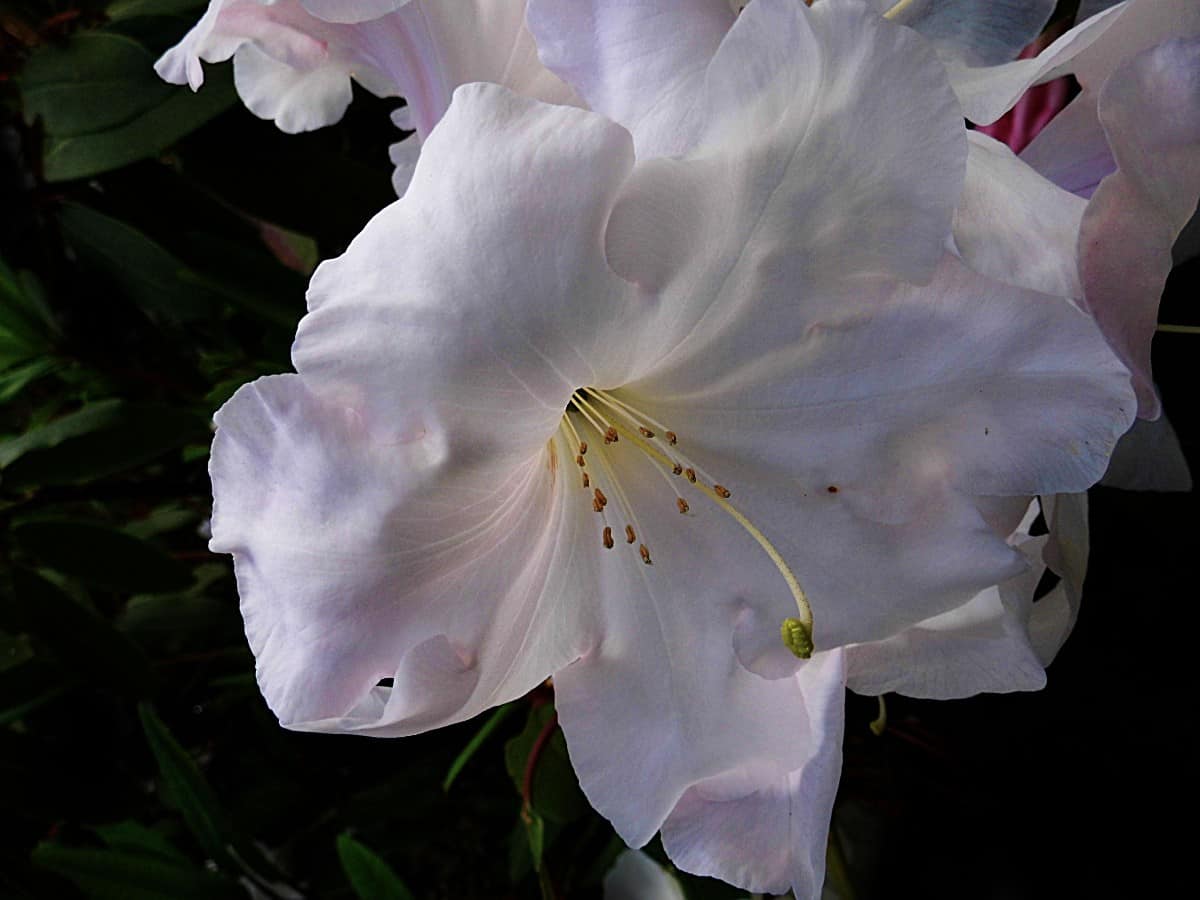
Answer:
[
  {"xmin": 578, "ymin": 441, "xmax": 587, "ymax": 455},
  {"xmin": 665, "ymin": 431, "xmax": 677, "ymax": 445},
  {"xmin": 625, "ymin": 525, "xmax": 636, "ymax": 544},
  {"xmin": 713, "ymin": 485, "xmax": 731, "ymax": 499},
  {"xmin": 639, "ymin": 427, "xmax": 655, "ymax": 438},
  {"xmin": 594, "ymin": 488, "xmax": 608, "ymax": 508},
  {"xmin": 593, "ymin": 497, "xmax": 604, "ymax": 513},
  {"xmin": 684, "ymin": 468, "xmax": 697, "ymax": 483},
  {"xmin": 603, "ymin": 526, "xmax": 614, "ymax": 549},
  {"xmin": 582, "ymin": 473, "xmax": 590, "ymax": 488},
  {"xmin": 672, "ymin": 463, "xmax": 683, "ymax": 476},
  {"xmin": 576, "ymin": 454, "xmax": 586, "ymax": 467},
  {"xmin": 604, "ymin": 426, "xmax": 619, "ymax": 444},
  {"xmin": 676, "ymin": 497, "xmax": 690, "ymax": 514},
  {"xmin": 639, "ymin": 544, "xmax": 652, "ymax": 565}
]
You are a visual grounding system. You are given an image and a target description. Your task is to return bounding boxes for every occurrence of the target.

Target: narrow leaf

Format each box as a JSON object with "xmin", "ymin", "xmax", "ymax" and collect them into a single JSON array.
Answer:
[
  {"xmin": 336, "ymin": 833, "xmax": 416, "ymax": 900},
  {"xmin": 443, "ymin": 702, "xmax": 515, "ymax": 792}
]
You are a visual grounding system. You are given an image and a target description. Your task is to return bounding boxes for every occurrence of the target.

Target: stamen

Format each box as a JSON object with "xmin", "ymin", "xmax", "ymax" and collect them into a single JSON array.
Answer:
[
  {"xmin": 594, "ymin": 488, "xmax": 608, "ymax": 508},
  {"xmin": 672, "ymin": 463, "xmax": 683, "ymax": 476},
  {"xmin": 639, "ymin": 544, "xmax": 652, "ymax": 565},
  {"xmin": 605, "ymin": 426, "xmax": 619, "ymax": 444},
  {"xmin": 625, "ymin": 525, "xmax": 636, "ymax": 544},
  {"xmin": 639, "ymin": 426, "xmax": 655, "ymax": 438},
  {"xmin": 713, "ymin": 485, "xmax": 731, "ymax": 499},
  {"xmin": 684, "ymin": 468, "xmax": 697, "ymax": 483},
  {"xmin": 665, "ymin": 431, "xmax": 677, "ymax": 445},
  {"xmin": 593, "ymin": 497, "xmax": 604, "ymax": 513},
  {"xmin": 609, "ymin": 420, "xmax": 815, "ymax": 658},
  {"xmin": 883, "ymin": 0, "xmax": 916, "ymax": 19},
  {"xmin": 576, "ymin": 455, "xmax": 586, "ymax": 467},
  {"xmin": 603, "ymin": 526, "xmax": 614, "ymax": 549},
  {"xmin": 676, "ymin": 497, "xmax": 690, "ymax": 515},
  {"xmin": 578, "ymin": 441, "xmax": 587, "ymax": 455},
  {"xmin": 582, "ymin": 472, "xmax": 590, "ymax": 488}
]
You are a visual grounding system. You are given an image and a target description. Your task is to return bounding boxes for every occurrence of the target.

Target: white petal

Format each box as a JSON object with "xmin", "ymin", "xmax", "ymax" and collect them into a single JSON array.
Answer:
[
  {"xmin": 604, "ymin": 0, "xmax": 966, "ymax": 383},
  {"xmin": 1078, "ymin": 38, "xmax": 1200, "ymax": 418},
  {"xmin": 300, "ymin": 0, "xmax": 409, "ymax": 24},
  {"xmin": 527, "ymin": 0, "xmax": 736, "ymax": 158},
  {"xmin": 603, "ymin": 851, "xmax": 686, "ymax": 900},
  {"xmin": 387, "ymin": 132, "xmax": 420, "ymax": 196},
  {"xmin": 233, "ymin": 43, "xmax": 353, "ymax": 133},
  {"xmin": 1027, "ymin": 492, "xmax": 1089, "ymax": 665},
  {"xmin": 659, "ymin": 652, "xmax": 846, "ymax": 897},
  {"xmin": 1019, "ymin": 94, "xmax": 1116, "ymax": 198},
  {"xmin": 1071, "ymin": 0, "xmax": 1200, "ymax": 92},
  {"xmin": 864, "ymin": 0, "xmax": 1057, "ymax": 65},
  {"xmin": 294, "ymin": 84, "xmax": 637, "ymax": 449},
  {"xmin": 946, "ymin": 3, "xmax": 1123, "ymax": 124},
  {"xmin": 953, "ymin": 131, "xmax": 1086, "ymax": 298}
]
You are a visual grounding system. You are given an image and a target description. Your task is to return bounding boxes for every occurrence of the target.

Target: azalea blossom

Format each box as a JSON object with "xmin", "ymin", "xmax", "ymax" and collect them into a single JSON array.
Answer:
[
  {"xmin": 209, "ymin": 1, "xmax": 1135, "ymax": 893},
  {"xmin": 156, "ymin": 0, "xmax": 575, "ymax": 190}
]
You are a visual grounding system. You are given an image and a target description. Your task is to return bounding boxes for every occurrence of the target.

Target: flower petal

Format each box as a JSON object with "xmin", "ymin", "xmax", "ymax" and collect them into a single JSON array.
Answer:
[
  {"xmin": 603, "ymin": 851, "xmax": 686, "ymax": 900},
  {"xmin": 659, "ymin": 651, "xmax": 846, "ymax": 896},
  {"xmin": 1026, "ymin": 492, "xmax": 1089, "ymax": 665},
  {"xmin": 294, "ymin": 83, "xmax": 636, "ymax": 452},
  {"xmin": 866, "ymin": 0, "xmax": 1056, "ymax": 66},
  {"xmin": 945, "ymin": 2, "xmax": 1123, "ymax": 124},
  {"xmin": 527, "ymin": 0, "xmax": 735, "ymax": 158},
  {"xmin": 300, "ymin": 0, "xmax": 409, "ymax": 25},
  {"xmin": 1101, "ymin": 413, "xmax": 1193, "ymax": 491},
  {"xmin": 1019, "ymin": 94, "xmax": 1116, "ymax": 198},
  {"xmin": 604, "ymin": 0, "xmax": 966, "ymax": 382},
  {"xmin": 953, "ymin": 131, "xmax": 1086, "ymax": 298},
  {"xmin": 232, "ymin": 43, "xmax": 354, "ymax": 133},
  {"xmin": 1078, "ymin": 37, "xmax": 1200, "ymax": 418}
]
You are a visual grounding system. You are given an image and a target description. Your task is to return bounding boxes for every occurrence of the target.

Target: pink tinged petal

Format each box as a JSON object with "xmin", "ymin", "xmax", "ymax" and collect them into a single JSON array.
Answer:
[
  {"xmin": 1027, "ymin": 493, "xmax": 1089, "ymax": 666},
  {"xmin": 300, "ymin": 0, "xmax": 410, "ymax": 25},
  {"xmin": 953, "ymin": 131, "xmax": 1086, "ymax": 298},
  {"xmin": 659, "ymin": 652, "xmax": 847, "ymax": 897},
  {"xmin": 1080, "ymin": 38, "xmax": 1200, "ymax": 419},
  {"xmin": 605, "ymin": 0, "xmax": 967, "ymax": 382},
  {"xmin": 603, "ymin": 851, "xmax": 686, "ymax": 900},
  {"xmin": 1101, "ymin": 412, "xmax": 1193, "ymax": 491},
  {"xmin": 209, "ymin": 374, "xmax": 602, "ymax": 733},
  {"xmin": 232, "ymin": 43, "xmax": 354, "ymax": 133},
  {"xmin": 845, "ymin": 500, "xmax": 1050, "ymax": 699},
  {"xmin": 155, "ymin": 0, "xmax": 237, "ymax": 90},
  {"xmin": 295, "ymin": 84, "xmax": 637, "ymax": 446},
  {"xmin": 1071, "ymin": 0, "xmax": 1200, "ymax": 92},
  {"xmin": 946, "ymin": 2, "xmax": 1124, "ymax": 125},
  {"xmin": 527, "ymin": 0, "xmax": 736, "ymax": 158},
  {"xmin": 1019, "ymin": 94, "xmax": 1117, "ymax": 198},
  {"xmin": 211, "ymin": 86, "xmax": 637, "ymax": 733},
  {"xmin": 866, "ymin": 0, "xmax": 1057, "ymax": 66}
]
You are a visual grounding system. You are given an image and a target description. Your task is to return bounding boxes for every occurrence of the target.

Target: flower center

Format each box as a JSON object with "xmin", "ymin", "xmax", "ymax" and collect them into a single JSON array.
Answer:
[{"xmin": 557, "ymin": 388, "xmax": 815, "ymax": 659}]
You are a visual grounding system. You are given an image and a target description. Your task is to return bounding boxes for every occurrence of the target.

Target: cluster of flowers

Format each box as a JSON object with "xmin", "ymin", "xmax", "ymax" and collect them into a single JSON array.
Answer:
[{"xmin": 159, "ymin": 0, "xmax": 1198, "ymax": 895}]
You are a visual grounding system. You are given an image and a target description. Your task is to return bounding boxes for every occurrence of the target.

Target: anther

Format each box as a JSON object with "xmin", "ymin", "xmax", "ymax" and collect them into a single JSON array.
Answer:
[
  {"xmin": 639, "ymin": 544, "xmax": 652, "ymax": 565},
  {"xmin": 604, "ymin": 426, "xmax": 619, "ymax": 444},
  {"xmin": 684, "ymin": 468, "xmax": 697, "ymax": 483},
  {"xmin": 672, "ymin": 463, "xmax": 683, "ymax": 476},
  {"xmin": 576, "ymin": 455, "xmax": 585, "ymax": 467},
  {"xmin": 665, "ymin": 431, "xmax": 677, "ymax": 445},
  {"xmin": 625, "ymin": 525, "xmax": 636, "ymax": 544},
  {"xmin": 594, "ymin": 488, "xmax": 608, "ymax": 508},
  {"xmin": 780, "ymin": 617, "xmax": 814, "ymax": 660},
  {"xmin": 593, "ymin": 497, "xmax": 604, "ymax": 513},
  {"xmin": 603, "ymin": 526, "xmax": 614, "ymax": 549},
  {"xmin": 639, "ymin": 427, "xmax": 655, "ymax": 438},
  {"xmin": 578, "ymin": 441, "xmax": 587, "ymax": 455},
  {"xmin": 713, "ymin": 485, "xmax": 731, "ymax": 499},
  {"xmin": 676, "ymin": 497, "xmax": 690, "ymax": 514},
  {"xmin": 582, "ymin": 473, "xmax": 590, "ymax": 488}
]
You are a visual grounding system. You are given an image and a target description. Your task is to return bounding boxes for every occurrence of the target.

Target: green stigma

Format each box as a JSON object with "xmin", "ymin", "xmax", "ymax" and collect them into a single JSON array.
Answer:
[{"xmin": 780, "ymin": 617, "xmax": 814, "ymax": 659}]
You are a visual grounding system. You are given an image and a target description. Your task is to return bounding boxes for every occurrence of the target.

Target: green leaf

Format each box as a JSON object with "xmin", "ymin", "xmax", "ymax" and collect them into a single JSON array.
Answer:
[
  {"xmin": 336, "ymin": 833, "xmax": 416, "ymax": 900},
  {"xmin": 12, "ymin": 518, "xmax": 193, "ymax": 593},
  {"xmin": 0, "ymin": 400, "xmax": 208, "ymax": 489},
  {"xmin": 20, "ymin": 32, "xmax": 173, "ymax": 137},
  {"xmin": 42, "ymin": 63, "xmax": 237, "ymax": 182},
  {"xmin": 443, "ymin": 702, "xmax": 516, "ymax": 792},
  {"xmin": 0, "ymin": 358, "xmax": 57, "ymax": 403},
  {"xmin": 504, "ymin": 704, "xmax": 588, "ymax": 825},
  {"xmin": 10, "ymin": 568, "xmax": 153, "ymax": 695},
  {"xmin": 31, "ymin": 844, "xmax": 245, "ymax": 900},
  {"xmin": 106, "ymin": 0, "xmax": 207, "ymax": 20},
  {"xmin": 138, "ymin": 702, "xmax": 236, "ymax": 866},
  {"xmin": 92, "ymin": 820, "xmax": 190, "ymax": 865},
  {"xmin": 58, "ymin": 203, "xmax": 221, "ymax": 321}
]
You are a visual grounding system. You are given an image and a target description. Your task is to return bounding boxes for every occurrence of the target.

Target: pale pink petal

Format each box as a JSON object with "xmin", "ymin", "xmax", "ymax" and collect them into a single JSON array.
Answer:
[
  {"xmin": 604, "ymin": 0, "xmax": 966, "ymax": 381},
  {"xmin": 658, "ymin": 652, "xmax": 846, "ymax": 896},
  {"xmin": 300, "ymin": 0, "xmax": 409, "ymax": 24},
  {"xmin": 1071, "ymin": 0, "xmax": 1200, "ymax": 92},
  {"xmin": 1019, "ymin": 94, "xmax": 1116, "ymax": 198},
  {"xmin": 527, "ymin": 0, "xmax": 735, "ymax": 157},
  {"xmin": 209, "ymin": 85, "xmax": 636, "ymax": 732},
  {"xmin": 1027, "ymin": 493, "xmax": 1089, "ymax": 665},
  {"xmin": 603, "ymin": 851, "xmax": 686, "ymax": 900},
  {"xmin": 1079, "ymin": 38, "xmax": 1200, "ymax": 418},
  {"xmin": 953, "ymin": 131, "xmax": 1086, "ymax": 298}
]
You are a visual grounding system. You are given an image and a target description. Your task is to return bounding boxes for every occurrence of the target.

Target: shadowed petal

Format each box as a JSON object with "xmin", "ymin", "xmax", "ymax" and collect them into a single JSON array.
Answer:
[{"xmin": 864, "ymin": 0, "xmax": 1056, "ymax": 65}]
